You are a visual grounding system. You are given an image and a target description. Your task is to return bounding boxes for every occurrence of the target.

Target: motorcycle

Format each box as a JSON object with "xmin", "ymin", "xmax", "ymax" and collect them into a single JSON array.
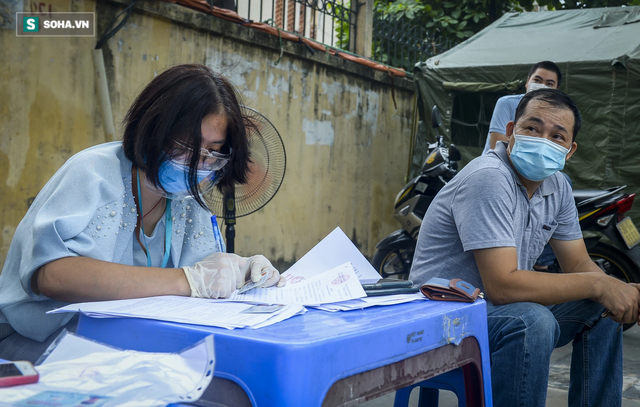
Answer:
[
  {"xmin": 372, "ymin": 108, "xmax": 640, "ymax": 318},
  {"xmin": 573, "ymin": 186, "xmax": 640, "ymax": 280},
  {"xmin": 371, "ymin": 106, "xmax": 460, "ymax": 279}
]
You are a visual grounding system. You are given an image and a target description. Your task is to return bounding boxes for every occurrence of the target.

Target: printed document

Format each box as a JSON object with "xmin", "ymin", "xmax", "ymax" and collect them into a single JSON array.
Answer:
[
  {"xmin": 283, "ymin": 227, "xmax": 381, "ymax": 284},
  {"xmin": 311, "ymin": 292, "xmax": 426, "ymax": 312},
  {"xmin": 49, "ymin": 296, "xmax": 306, "ymax": 330},
  {"xmin": 227, "ymin": 262, "xmax": 366, "ymax": 305}
]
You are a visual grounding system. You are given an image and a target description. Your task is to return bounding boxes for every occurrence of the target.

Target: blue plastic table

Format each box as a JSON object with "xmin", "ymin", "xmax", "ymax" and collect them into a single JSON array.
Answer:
[{"xmin": 76, "ymin": 299, "xmax": 493, "ymax": 407}]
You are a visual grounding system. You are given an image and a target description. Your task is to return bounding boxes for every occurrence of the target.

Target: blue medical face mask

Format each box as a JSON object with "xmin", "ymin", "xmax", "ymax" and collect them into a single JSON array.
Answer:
[
  {"xmin": 157, "ymin": 159, "xmax": 217, "ymax": 197},
  {"xmin": 509, "ymin": 134, "xmax": 570, "ymax": 182}
]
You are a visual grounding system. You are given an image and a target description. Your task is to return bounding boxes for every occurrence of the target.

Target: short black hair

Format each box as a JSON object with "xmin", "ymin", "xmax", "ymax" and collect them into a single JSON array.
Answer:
[
  {"xmin": 515, "ymin": 88, "xmax": 582, "ymax": 141},
  {"xmin": 528, "ymin": 61, "xmax": 562, "ymax": 88},
  {"xmin": 122, "ymin": 64, "xmax": 250, "ymax": 209}
]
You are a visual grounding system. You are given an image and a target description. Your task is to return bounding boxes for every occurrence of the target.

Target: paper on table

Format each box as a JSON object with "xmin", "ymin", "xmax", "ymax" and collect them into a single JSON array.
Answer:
[
  {"xmin": 360, "ymin": 292, "xmax": 426, "ymax": 305},
  {"xmin": 227, "ymin": 262, "xmax": 367, "ymax": 305},
  {"xmin": 250, "ymin": 304, "xmax": 307, "ymax": 329},
  {"xmin": 311, "ymin": 292, "xmax": 426, "ymax": 312},
  {"xmin": 283, "ymin": 227, "xmax": 381, "ymax": 285},
  {"xmin": 49, "ymin": 296, "xmax": 305, "ymax": 330}
]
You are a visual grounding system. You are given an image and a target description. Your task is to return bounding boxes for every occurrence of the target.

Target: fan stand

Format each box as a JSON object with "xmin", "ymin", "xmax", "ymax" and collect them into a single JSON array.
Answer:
[{"xmin": 224, "ymin": 187, "xmax": 236, "ymax": 253}]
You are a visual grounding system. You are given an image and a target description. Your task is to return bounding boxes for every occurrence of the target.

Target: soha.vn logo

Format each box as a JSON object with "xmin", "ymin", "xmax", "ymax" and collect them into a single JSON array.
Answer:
[{"xmin": 23, "ymin": 17, "xmax": 39, "ymax": 32}]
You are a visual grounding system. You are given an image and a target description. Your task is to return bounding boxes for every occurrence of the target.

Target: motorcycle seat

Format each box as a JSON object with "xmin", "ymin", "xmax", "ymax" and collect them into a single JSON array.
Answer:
[{"xmin": 573, "ymin": 189, "xmax": 609, "ymax": 205}]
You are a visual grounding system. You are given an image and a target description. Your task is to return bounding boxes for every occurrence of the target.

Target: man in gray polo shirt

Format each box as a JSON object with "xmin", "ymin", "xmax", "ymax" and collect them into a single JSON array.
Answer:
[{"xmin": 410, "ymin": 88, "xmax": 640, "ymax": 407}]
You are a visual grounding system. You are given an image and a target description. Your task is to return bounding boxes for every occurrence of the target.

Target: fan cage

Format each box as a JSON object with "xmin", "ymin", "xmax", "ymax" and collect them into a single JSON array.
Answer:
[{"xmin": 204, "ymin": 107, "xmax": 286, "ymax": 219}]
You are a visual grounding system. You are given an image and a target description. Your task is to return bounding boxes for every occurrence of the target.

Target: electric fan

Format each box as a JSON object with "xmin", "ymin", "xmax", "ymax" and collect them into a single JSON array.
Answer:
[{"xmin": 204, "ymin": 106, "xmax": 286, "ymax": 252}]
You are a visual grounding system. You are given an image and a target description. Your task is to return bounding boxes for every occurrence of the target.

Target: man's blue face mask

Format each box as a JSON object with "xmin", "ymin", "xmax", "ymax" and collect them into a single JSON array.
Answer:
[
  {"xmin": 157, "ymin": 159, "xmax": 218, "ymax": 198},
  {"xmin": 509, "ymin": 134, "xmax": 570, "ymax": 182}
]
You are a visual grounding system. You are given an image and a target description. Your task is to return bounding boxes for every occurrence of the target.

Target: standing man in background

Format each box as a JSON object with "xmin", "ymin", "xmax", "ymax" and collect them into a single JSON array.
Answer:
[
  {"xmin": 482, "ymin": 61, "xmax": 562, "ymax": 155},
  {"xmin": 483, "ymin": 61, "xmax": 567, "ymax": 271}
]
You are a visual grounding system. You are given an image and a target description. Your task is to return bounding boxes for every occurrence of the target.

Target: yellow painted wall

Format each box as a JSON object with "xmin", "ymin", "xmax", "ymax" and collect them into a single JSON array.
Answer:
[
  {"xmin": 0, "ymin": 0, "xmax": 104, "ymax": 268},
  {"xmin": 0, "ymin": 0, "xmax": 414, "ymax": 270}
]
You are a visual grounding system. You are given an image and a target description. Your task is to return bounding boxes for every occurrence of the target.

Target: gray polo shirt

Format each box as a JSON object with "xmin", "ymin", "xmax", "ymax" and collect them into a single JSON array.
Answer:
[{"xmin": 409, "ymin": 141, "xmax": 582, "ymax": 291}]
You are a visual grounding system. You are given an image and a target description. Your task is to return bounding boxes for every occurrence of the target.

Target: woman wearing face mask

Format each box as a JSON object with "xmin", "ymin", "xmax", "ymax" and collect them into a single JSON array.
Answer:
[{"xmin": 0, "ymin": 64, "xmax": 285, "ymax": 363}]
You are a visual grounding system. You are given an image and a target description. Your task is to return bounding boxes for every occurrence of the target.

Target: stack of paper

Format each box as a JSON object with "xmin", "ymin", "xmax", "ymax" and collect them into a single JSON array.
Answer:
[
  {"xmin": 48, "ymin": 226, "xmax": 418, "ymax": 330},
  {"xmin": 228, "ymin": 227, "xmax": 424, "ymax": 310},
  {"xmin": 311, "ymin": 293, "xmax": 426, "ymax": 312},
  {"xmin": 49, "ymin": 296, "xmax": 305, "ymax": 330},
  {"xmin": 228, "ymin": 262, "xmax": 367, "ymax": 306},
  {"xmin": 283, "ymin": 227, "xmax": 382, "ymax": 285}
]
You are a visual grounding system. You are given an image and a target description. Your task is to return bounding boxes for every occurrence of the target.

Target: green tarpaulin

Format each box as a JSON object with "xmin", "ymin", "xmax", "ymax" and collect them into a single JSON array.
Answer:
[{"xmin": 413, "ymin": 6, "xmax": 640, "ymax": 223}]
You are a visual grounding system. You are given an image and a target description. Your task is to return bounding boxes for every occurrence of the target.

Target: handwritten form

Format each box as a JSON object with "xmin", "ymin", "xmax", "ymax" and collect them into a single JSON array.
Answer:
[
  {"xmin": 228, "ymin": 262, "xmax": 366, "ymax": 305},
  {"xmin": 283, "ymin": 226, "xmax": 382, "ymax": 285}
]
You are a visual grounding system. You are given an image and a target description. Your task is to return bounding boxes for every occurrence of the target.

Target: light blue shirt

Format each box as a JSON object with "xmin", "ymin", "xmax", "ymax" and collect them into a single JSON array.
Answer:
[
  {"xmin": 132, "ymin": 223, "xmax": 175, "ymax": 268},
  {"xmin": 0, "ymin": 142, "xmax": 220, "ymax": 341},
  {"xmin": 410, "ymin": 142, "xmax": 582, "ymax": 291},
  {"xmin": 482, "ymin": 94, "xmax": 524, "ymax": 155}
]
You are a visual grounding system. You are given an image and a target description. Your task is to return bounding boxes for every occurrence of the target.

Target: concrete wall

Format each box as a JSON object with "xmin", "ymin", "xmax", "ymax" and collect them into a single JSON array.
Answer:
[{"xmin": 0, "ymin": 0, "xmax": 416, "ymax": 271}]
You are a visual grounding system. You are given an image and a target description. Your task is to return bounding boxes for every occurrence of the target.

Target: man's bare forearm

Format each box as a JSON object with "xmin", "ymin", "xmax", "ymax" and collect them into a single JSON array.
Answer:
[
  {"xmin": 485, "ymin": 268, "xmax": 603, "ymax": 306},
  {"xmin": 562, "ymin": 257, "xmax": 606, "ymax": 274},
  {"xmin": 475, "ymin": 246, "xmax": 639, "ymax": 324}
]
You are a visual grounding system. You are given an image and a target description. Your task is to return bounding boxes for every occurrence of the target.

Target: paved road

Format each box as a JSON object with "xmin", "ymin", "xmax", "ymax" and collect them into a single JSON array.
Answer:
[{"xmin": 358, "ymin": 325, "xmax": 640, "ymax": 406}]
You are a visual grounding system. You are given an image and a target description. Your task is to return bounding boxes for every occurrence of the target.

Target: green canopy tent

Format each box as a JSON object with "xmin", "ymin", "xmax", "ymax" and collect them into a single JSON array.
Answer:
[{"xmin": 412, "ymin": 6, "xmax": 640, "ymax": 222}]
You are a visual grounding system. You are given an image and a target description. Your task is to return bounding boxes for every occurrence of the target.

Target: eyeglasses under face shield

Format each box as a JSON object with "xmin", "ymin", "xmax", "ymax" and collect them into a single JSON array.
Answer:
[
  {"xmin": 146, "ymin": 141, "xmax": 234, "ymax": 199},
  {"xmin": 173, "ymin": 140, "xmax": 233, "ymax": 172}
]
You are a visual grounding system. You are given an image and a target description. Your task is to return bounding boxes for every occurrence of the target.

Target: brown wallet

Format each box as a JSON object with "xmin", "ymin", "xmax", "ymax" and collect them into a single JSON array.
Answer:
[{"xmin": 420, "ymin": 277, "xmax": 482, "ymax": 303}]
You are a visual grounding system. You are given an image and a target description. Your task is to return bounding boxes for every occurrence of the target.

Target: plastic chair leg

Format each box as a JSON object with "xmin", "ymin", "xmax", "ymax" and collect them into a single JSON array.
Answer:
[
  {"xmin": 417, "ymin": 387, "xmax": 439, "ymax": 406},
  {"xmin": 393, "ymin": 368, "xmax": 467, "ymax": 407},
  {"xmin": 393, "ymin": 387, "xmax": 412, "ymax": 406}
]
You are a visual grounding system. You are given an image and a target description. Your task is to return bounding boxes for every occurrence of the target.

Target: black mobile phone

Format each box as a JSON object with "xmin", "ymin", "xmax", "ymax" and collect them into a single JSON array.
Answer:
[
  {"xmin": 362, "ymin": 279, "xmax": 414, "ymax": 290},
  {"xmin": 364, "ymin": 287, "xmax": 419, "ymax": 296}
]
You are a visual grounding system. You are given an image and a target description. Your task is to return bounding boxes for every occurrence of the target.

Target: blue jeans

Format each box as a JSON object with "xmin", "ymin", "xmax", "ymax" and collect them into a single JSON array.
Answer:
[{"xmin": 487, "ymin": 300, "xmax": 622, "ymax": 407}]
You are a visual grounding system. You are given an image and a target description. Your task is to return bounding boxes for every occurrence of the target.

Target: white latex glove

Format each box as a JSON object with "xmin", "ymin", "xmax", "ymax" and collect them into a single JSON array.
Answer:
[{"xmin": 182, "ymin": 253, "xmax": 286, "ymax": 299}]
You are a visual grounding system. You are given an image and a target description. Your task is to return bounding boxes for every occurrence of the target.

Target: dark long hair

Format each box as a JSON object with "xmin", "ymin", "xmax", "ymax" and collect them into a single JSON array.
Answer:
[{"xmin": 122, "ymin": 64, "xmax": 250, "ymax": 208}]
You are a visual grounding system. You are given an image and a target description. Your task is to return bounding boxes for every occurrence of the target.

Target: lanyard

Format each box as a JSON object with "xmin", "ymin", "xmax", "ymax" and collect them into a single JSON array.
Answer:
[{"xmin": 136, "ymin": 169, "xmax": 172, "ymax": 268}]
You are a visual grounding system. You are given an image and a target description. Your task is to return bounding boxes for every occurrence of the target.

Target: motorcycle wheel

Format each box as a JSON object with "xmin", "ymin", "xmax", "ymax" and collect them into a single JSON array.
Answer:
[
  {"xmin": 371, "ymin": 248, "xmax": 413, "ymax": 280},
  {"xmin": 588, "ymin": 242, "xmax": 640, "ymax": 331}
]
